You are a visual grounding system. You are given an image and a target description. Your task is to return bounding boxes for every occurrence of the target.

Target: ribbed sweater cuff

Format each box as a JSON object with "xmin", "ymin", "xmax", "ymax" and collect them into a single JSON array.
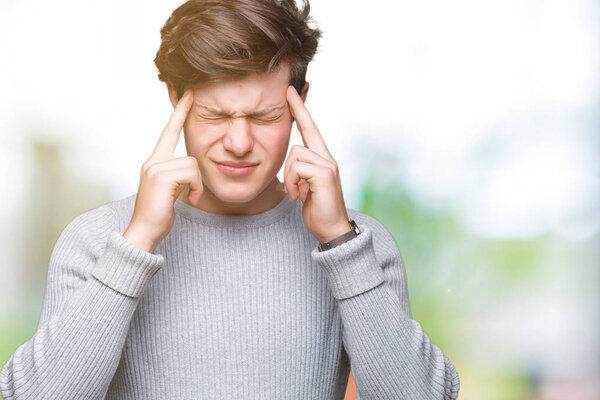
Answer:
[
  {"xmin": 311, "ymin": 224, "xmax": 385, "ymax": 300},
  {"xmin": 91, "ymin": 231, "xmax": 165, "ymax": 298}
]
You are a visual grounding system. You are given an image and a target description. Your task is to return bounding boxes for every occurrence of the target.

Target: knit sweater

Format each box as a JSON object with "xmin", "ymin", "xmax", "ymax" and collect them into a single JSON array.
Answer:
[{"xmin": 0, "ymin": 192, "xmax": 460, "ymax": 399}]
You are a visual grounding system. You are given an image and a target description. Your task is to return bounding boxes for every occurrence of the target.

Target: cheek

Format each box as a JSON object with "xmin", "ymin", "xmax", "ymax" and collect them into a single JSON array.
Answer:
[
  {"xmin": 262, "ymin": 127, "xmax": 292, "ymax": 164},
  {"xmin": 182, "ymin": 126, "xmax": 213, "ymax": 154}
]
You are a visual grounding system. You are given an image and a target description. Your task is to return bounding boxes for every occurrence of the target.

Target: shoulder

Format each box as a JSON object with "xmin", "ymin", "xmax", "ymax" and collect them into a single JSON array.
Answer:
[
  {"xmin": 347, "ymin": 207, "xmax": 404, "ymax": 264},
  {"xmin": 38, "ymin": 196, "xmax": 134, "ymax": 324},
  {"xmin": 52, "ymin": 193, "xmax": 136, "ymax": 263},
  {"xmin": 53, "ymin": 202, "xmax": 118, "ymax": 259},
  {"xmin": 105, "ymin": 192, "xmax": 137, "ymax": 231},
  {"xmin": 42, "ymin": 201, "xmax": 120, "ymax": 300},
  {"xmin": 347, "ymin": 207, "xmax": 398, "ymax": 246}
]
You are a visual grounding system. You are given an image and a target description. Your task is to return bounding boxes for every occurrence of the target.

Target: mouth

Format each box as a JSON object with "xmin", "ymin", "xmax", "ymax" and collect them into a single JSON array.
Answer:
[{"xmin": 214, "ymin": 161, "xmax": 259, "ymax": 177}]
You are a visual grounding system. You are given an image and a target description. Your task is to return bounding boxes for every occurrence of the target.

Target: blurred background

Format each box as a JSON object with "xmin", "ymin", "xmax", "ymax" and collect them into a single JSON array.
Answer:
[{"xmin": 1, "ymin": 0, "xmax": 598, "ymax": 399}]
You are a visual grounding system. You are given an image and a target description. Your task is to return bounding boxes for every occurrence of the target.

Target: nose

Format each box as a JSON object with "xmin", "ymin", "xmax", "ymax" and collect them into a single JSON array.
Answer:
[{"xmin": 222, "ymin": 117, "xmax": 254, "ymax": 156}]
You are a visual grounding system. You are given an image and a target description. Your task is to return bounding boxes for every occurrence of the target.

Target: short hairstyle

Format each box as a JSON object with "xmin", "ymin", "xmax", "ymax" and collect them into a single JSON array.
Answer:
[{"xmin": 154, "ymin": 0, "xmax": 322, "ymax": 99}]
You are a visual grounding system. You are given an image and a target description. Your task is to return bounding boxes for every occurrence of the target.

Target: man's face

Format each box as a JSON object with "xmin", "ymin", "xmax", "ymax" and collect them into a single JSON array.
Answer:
[{"xmin": 171, "ymin": 65, "xmax": 307, "ymax": 211}]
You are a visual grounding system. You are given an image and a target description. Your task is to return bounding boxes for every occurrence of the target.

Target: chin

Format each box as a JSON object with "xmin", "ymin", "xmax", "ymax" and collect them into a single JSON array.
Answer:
[{"xmin": 206, "ymin": 180, "xmax": 262, "ymax": 203}]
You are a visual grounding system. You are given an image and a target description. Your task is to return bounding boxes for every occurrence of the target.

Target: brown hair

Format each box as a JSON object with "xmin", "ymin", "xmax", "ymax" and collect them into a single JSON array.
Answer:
[{"xmin": 154, "ymin": 0, "xmax": 322, "ymax": 99}]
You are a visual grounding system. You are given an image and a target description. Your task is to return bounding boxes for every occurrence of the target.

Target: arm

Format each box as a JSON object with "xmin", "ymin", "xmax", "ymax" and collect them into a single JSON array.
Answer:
[
  {"xmin": 0, "ymin": 204, "xmax": 164, "ymax": 400},
  {"xmin": 312, "ymin": 215, "xmax": 460, "ymax": 400}
]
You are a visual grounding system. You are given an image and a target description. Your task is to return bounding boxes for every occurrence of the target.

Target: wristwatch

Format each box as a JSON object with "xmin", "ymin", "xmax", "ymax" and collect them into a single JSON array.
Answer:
[{"xmin": 318, "ymin": 219, "xmax": 361, "ymax": 252}]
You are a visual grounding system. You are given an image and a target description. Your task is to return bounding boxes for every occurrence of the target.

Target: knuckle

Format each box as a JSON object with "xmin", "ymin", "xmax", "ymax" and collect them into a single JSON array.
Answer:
[
  {"xmin": 185, "ymin": 156, "xmax": 198, "ymax": 168},
  {"xmin": 145, "ymin": 163, "xmax": 160, "ymax": 178},
  {"xmin": 327, "ymin": 166, "xmax": 337, "ymax": 178},
  {"xmin": 141, "ymin": 159, "xmax": 152, "ymax": 172}
]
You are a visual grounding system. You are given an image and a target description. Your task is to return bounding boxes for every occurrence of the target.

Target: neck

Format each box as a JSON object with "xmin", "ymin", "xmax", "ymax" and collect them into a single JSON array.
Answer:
[{"xmin": 177, "ymin": 178, "xmax": 287, "ymax": 216}]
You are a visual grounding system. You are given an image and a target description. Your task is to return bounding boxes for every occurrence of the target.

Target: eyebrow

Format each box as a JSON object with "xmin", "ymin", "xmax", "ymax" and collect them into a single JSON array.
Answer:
[{"xmin": 195, "ymin": 103, "xmax": 286, "ymax": 117}]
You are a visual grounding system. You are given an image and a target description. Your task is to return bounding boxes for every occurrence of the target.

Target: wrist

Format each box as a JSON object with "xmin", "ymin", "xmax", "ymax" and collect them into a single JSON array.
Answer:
[
  {"xmin": 318, "ymin": 219, "xmax": 360, "ymax": 252},
  {"xmin": 318, "ymin": 221, "xmax": 353, "ymax": 244},
  {"xmin": 123, "ymin": 227, "xmax": 158, "ymax": 254}
]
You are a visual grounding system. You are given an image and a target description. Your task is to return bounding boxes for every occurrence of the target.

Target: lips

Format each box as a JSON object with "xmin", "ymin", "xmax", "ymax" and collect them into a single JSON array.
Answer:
[
  {"xmin": 215, "ymin": 160, "xmax": 259, "ymax": 167},
  {"xmin": 214, "ymin": 160, "xmax": 258, "ymax": 177}
]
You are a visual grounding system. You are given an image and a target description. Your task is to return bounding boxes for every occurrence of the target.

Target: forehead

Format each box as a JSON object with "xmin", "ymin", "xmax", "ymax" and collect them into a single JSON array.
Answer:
[{"xmin": 191, "ymin": 65, "xmax": 291, "ymax": 114}]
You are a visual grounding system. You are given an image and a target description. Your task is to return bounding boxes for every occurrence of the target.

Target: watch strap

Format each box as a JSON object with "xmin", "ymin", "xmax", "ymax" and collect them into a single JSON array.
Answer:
[{"xmin": 318, "ymin": 219, "xmax": 360, "ymax": 252}]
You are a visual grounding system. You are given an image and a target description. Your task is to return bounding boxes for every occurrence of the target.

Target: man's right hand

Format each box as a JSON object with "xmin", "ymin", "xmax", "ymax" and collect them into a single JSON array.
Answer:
[{"xmin": 123, "ymin": 89, "xmax": 203, "ymax": 253}]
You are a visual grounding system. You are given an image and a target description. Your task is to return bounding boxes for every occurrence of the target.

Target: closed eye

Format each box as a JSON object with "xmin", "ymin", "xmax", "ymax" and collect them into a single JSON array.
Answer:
[
  {"xmin": 251, "ymin": 114, "xmax": 282, "ymax": 123},
  {"xmin": 197, "ymin": 113, "xmax": 282, "ymax": 123},
  {"xmin": 198, "ymin": 114, "xmax": 225, "ymax": 121}
]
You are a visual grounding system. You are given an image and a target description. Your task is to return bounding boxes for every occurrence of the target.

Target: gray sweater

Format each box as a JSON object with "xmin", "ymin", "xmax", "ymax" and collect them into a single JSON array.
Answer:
[{"xmin": 0, "ymin": 193, "xmax": 460, "ymax": 399}]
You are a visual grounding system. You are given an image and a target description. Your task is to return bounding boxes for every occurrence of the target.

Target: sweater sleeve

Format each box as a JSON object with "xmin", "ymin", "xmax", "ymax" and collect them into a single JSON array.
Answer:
[
  {"xmin": 0, "ymin": 203, "xmax": 164, "ymax": 400},
  {"xmin": 311, "ymin": 214, "xmax": 460, "ymax": 400}
]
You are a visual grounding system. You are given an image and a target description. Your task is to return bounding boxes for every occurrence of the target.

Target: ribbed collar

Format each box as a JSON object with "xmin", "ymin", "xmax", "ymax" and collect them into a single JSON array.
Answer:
[{"xmin": 173, "ymin": 193, "xmax": 298, "ymax": 228}]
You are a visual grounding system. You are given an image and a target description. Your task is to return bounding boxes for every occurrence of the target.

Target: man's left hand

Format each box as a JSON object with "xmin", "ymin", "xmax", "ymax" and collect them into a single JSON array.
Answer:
[{"xmin": 283, "ymin": 85, "xmax": 352, "ymax": 244}]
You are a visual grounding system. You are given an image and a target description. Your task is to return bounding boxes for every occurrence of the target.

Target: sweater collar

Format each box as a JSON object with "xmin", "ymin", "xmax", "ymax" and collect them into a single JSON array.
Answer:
[{"xmin": 173, "ymin": 193, "xmax": 298, "ymax": 228}]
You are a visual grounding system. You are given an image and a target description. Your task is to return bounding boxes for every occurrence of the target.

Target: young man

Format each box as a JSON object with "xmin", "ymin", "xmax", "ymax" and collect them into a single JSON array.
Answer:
[{"xmin": 0, "ymin": 0, "xmax": 460, "ymax": 399}]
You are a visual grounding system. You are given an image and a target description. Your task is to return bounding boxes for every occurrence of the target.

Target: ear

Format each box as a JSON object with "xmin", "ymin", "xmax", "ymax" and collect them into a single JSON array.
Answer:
[
  {"xmin": 300, "ymin": 81, "xmax": 309, "ymax": 102},
  {"xmin": 166, "ymin": 80, "xmax": 180, "ymax": 109}
]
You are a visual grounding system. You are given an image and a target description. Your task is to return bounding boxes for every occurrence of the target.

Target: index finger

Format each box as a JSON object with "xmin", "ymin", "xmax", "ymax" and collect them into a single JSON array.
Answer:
[
  {"xmin": 286, "ymin": 85, "xmax": 332, "ymax": 159},
  {"xmin": 150, "ymin": 88, "xmax": 194, "ymax": 161}
]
